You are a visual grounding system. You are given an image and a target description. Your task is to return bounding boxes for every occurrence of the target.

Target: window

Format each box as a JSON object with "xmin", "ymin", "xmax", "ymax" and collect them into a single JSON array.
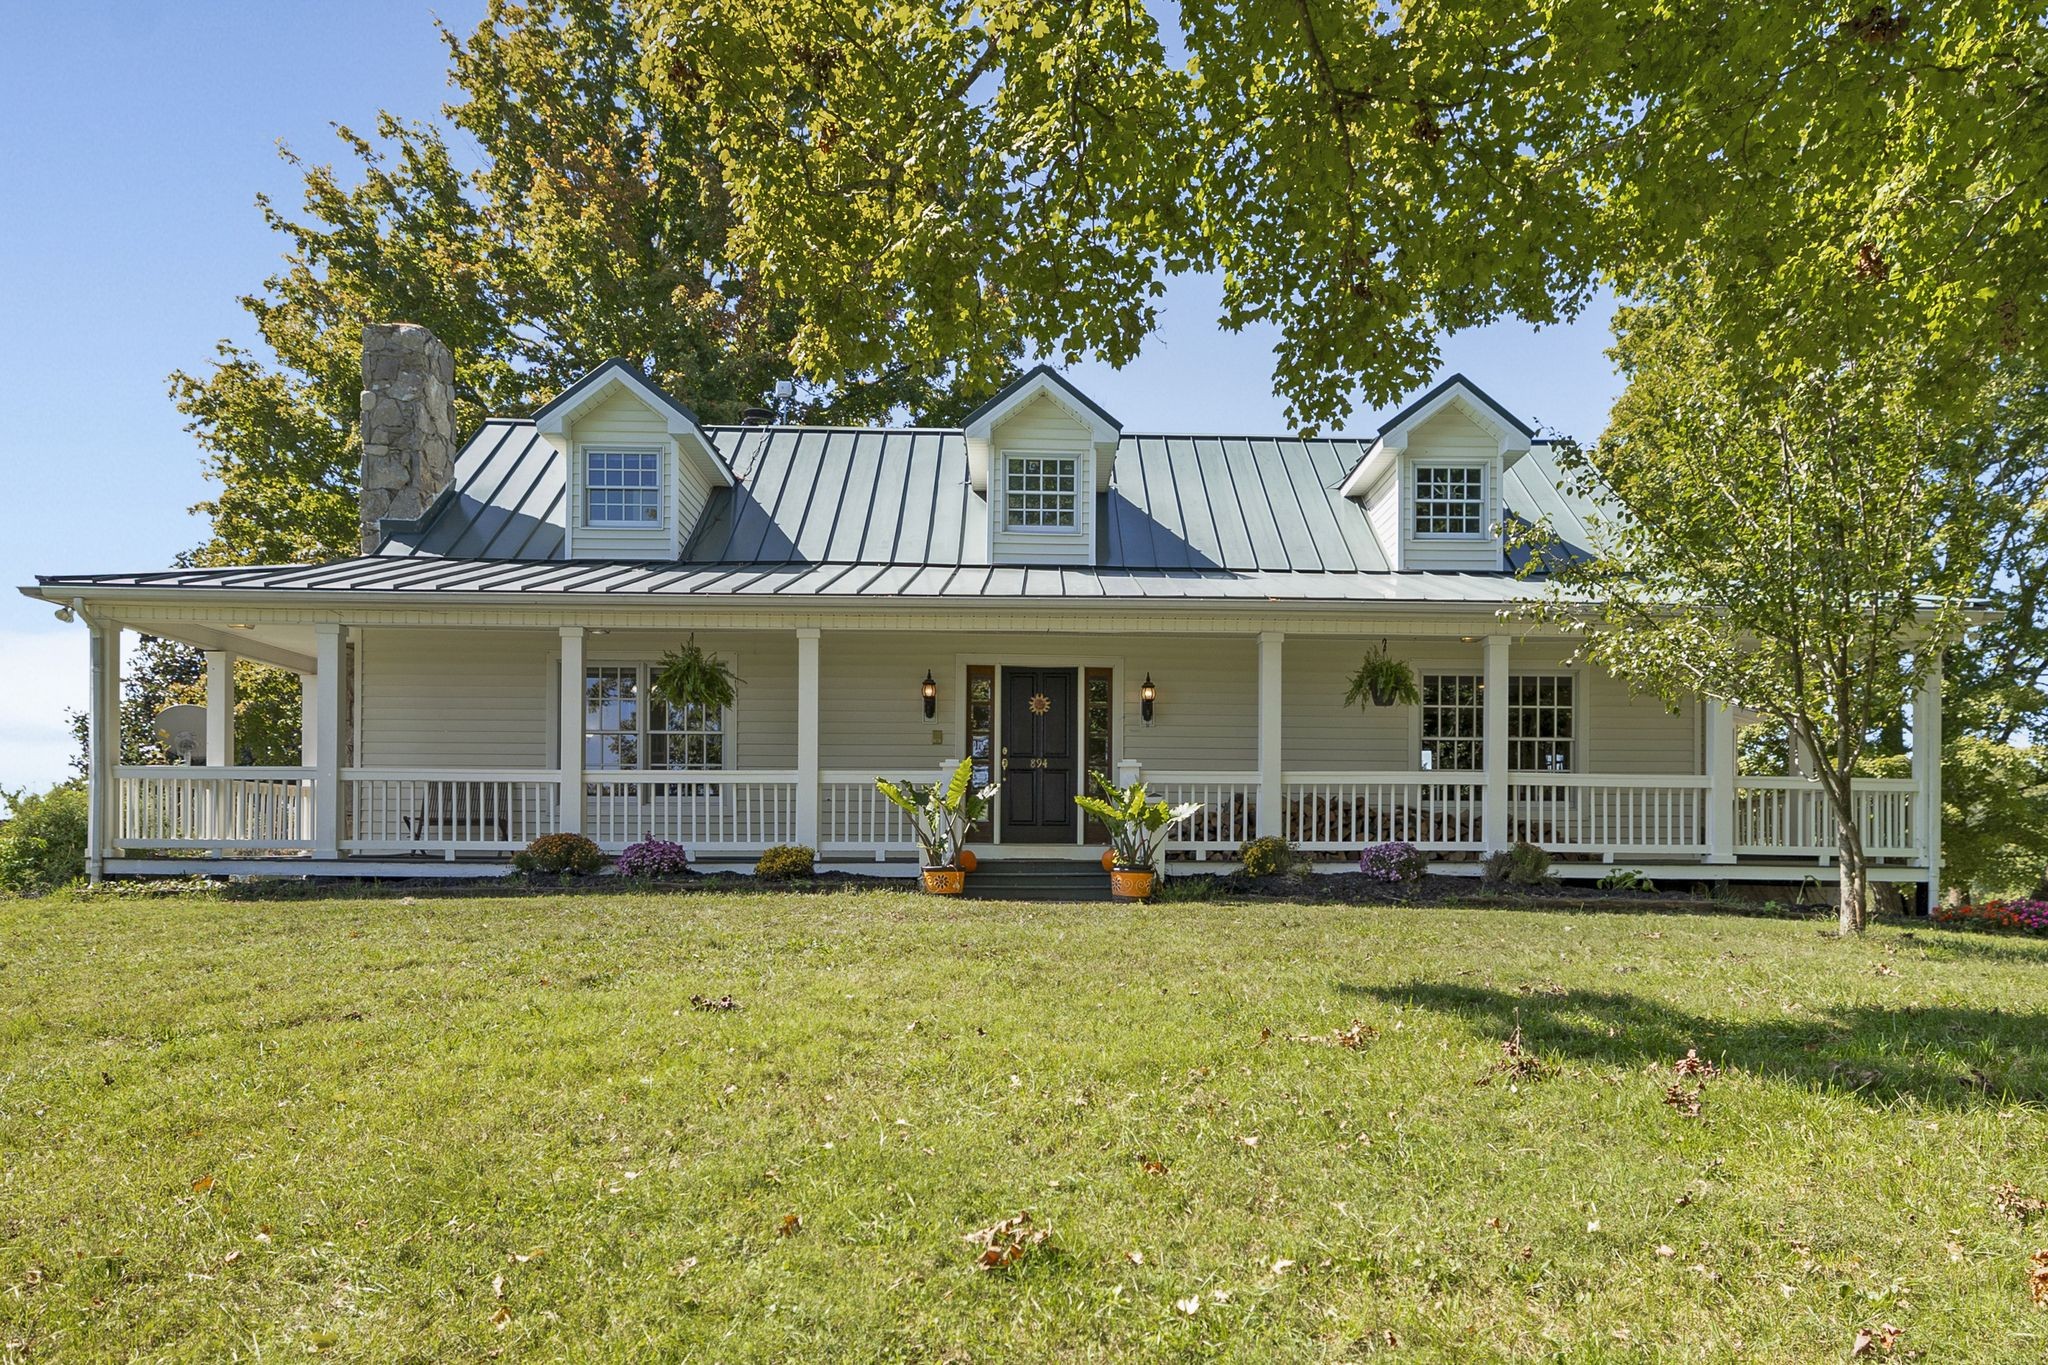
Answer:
[
  {"xmin": 584, "ymin": 663, "xmax": 724, "ymax": 771},
  {"xmin": 1005, "ymin": 453, "xmax": 1079, "ymax": 529},
  {"xmin": 1506, "ymin": 674, "xmax": 1574, "ymax": 772},
  {"xmin": 1417, "ymin": 672, "xmax": 1576, "ymax": 772},
  {"xmin": 1419, "ymin": 674, "xmax": 1484, "ymax": 771},
  {"xmin": 585, "ymin": 450, "xmax": 661, "ymax": 525},
  {"xmin": 1413, "ymin": 464, "xmax": 1485, "ymax": 536}
]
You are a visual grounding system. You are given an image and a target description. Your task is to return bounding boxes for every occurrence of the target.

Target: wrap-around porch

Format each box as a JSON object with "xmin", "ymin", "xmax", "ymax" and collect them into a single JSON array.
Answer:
[{"xmin": 84, "ymin": 618, "xmax": 1943, "ymax": 892}]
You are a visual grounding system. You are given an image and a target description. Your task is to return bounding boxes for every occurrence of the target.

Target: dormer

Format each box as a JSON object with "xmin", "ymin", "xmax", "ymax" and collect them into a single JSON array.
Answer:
[
  {"xmin": 963, "ymin": 366, "xmax": 1122, "ymax": 565},
  {"xmin": 532, "ymin": 359, "xmax": 733, "ymax": 560},
  {"xmin": 1338, "ymin": 375, "xmax": 1534, "ymax": 571}
]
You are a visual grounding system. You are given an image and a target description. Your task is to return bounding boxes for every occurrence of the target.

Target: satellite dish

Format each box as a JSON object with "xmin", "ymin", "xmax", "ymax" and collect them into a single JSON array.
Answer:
[{"xmin": 151, "ymin": 704, "xmax": 209, "ymax": 764}]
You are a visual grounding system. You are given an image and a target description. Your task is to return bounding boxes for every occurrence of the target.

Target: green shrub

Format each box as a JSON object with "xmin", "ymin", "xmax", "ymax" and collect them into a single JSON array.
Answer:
[
  {"xmin": 1482, "ymin": 841, "xmax": 1552, "ymax": 888},
  {"xmin": 0, "ymin": 783, "xmax": 90, "ymax": 895},
  {"xmin": 510, "ymin": 833, "xmax": 606, "ymax": 876},
  {"xmin": 755, "ymin": 844, "xmax": 816, "ymax": 879},
  {"xmin": 1597, "ymin": 868, "xmax": 1657, "ymax": 893},
  {"xmin": 1236, "ymin": 835, "xmax": 1296, "ymax": 878},
  {"xmin": 78, "ymin": 875, "xmax": 223, "ymax": 901}
]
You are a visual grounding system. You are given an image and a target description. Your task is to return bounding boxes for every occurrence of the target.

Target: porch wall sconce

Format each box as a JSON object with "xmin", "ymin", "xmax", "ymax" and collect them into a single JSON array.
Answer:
[
  {"xmin": 1140, "ymin": 673, "xmax": 1157, "ymax": 725},
  {"xmin": 921, "ymin": 670, "xmax": 938, "ymax": 719}
]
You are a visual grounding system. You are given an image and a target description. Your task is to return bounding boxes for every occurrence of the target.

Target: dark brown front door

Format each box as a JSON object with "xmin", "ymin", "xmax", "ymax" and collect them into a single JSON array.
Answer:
[{"xmin": 1001, "ymin": 667, "xmax": 1078, "ymax": 842}]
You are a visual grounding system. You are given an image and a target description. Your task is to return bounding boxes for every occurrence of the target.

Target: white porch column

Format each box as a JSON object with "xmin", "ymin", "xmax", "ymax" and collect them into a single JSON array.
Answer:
[
  {"xmin": 311, "ymin": 624, "xmax": 344, "ymax": 859},
  {"xmin": 1482, "ymin": 635, "xmax": 1511, "ymax": 852},
  {"xmin": 1703, "ymin": 700, "xmax": 1737, "ymax": 864},
  {"xmin": 299, "ymin": 674, "xmax": 318, "ymax": 766},
  {"xmin": 204, "ymin": 650, "xmax": 235, "ymax": 767},
  {"xmin": 1913, "ymin": 654, "xmax": 1944, "ymax": 908},
  {"xmin": 557, "ymin": 627, "xmax": 585, "ymax": 835},
  {"xmin": 84, "ymin": 618, "xmax": 118, "ymax": 881},
  {"xmin": 1256, "ymin": 631, "xmax": 1285, "ymax": 838},
  {"xmin": 795, "ymin": 628, "xmax": 821, "ymax": 848}
]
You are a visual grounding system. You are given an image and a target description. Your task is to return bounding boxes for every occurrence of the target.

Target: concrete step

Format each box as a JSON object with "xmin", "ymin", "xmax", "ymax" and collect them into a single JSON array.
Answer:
[{"xmin": 962, "ymin": 860, "xmax": 1116, "ymax": 901}]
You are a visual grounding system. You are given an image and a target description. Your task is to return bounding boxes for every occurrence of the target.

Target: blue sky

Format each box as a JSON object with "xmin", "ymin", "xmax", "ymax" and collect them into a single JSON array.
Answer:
[{"xmin": 0, "ymin": 2, "xmax": 1621, "ymax": 799}]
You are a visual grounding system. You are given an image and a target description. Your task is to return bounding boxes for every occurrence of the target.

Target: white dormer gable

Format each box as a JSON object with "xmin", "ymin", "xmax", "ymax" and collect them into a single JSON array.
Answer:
[
  {"xmin": 1338, "ymin": 375, "xmax": 1534, "ymax": 572},
  {"xmin": 963, "ymin": 366, "xmax": 1122, "ymax": 565},
  {"xmin": 533, "ymin": 359, "xmax": 733, "ymax": 560}
]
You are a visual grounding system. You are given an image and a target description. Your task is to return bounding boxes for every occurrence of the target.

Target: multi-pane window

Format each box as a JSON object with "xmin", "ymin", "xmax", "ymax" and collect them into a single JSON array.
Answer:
[
  {"xmin": 1419, "ymin": 674, "xmax": 1485, "ymax": 771},
  {"xmin": 1417, "ymin": 672, "xmax": 1576, "ymax": 772},
  {"xmin": 584, "ymin": 664, "xmax": 724, "ymax": 771},
  {"xmin": 585, "ymin": 450, "xmax": 661, "ymax": 525},
  {"xmin": 1005, "ymin": 454, "xmax": 1079, "ymax": 529},
  {"xmin": 1506, "ymin": 674, "xmax": 1574, "ymax": 772},
  {"xmin": 1413, "ymin": 464, "xmax": 1485, "ymax": 536}
]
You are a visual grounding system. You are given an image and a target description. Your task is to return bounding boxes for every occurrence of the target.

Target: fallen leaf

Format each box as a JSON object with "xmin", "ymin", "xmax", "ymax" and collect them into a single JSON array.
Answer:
[
  {"xmin": 1126, "ymin": 1250, "xmax": 1144, "ymax": 1265},
  {"xmin": 1175, "ymin": 1296, "xmax": 1201, "ymax": 1316},
  {"xmin": 1851, "ymin": 1328, "xmax": 1873, "ymax": 1358},
  {"xmin": 222, "ymin": 1250, "xmax": 241, "ymax": 1266},
  {"xmin": 690, "ymin": 994, "xmax": 740, "ymax": 1012},
  {"xmin": 1672, "ymin": 1049, "xmax": 1718, "ymax": 1079},
  {"xmin": 492, "ymin": 1272, "xmax": 504, "ymax": 1300},
  {"xmin": 1655, "ymin": 1245, "xmax": 1675, "ymax": 1258},
  {"xmin": 2030, "ymin": 1249, "xmax": 2048, "ymax": 1306},
  {"xmin": 1663, "ymin": 1083, "xmax": 1706, "ymax": 1119},
  {"xmin": 1239, "ymin": 1135, "xmax": 1260, "ymax": 1148},
  {"xmin": 1140, "ymin": 1158, "xmax": 1167, "ymax": 1177},
  {"xmin": 1991, "ymin": 1183, "xmax": 2045, "ymax": 1224},
  {"xmin": 670, "ymin": 1256, "xmax": 699, "ymax": 1277},
  {"xmin": 1270, "ymin": 1258, "xmax": 1295, "ymax": 1275},
  {"xmin": 963, "ymin": 1211, "xmax": 1049, "ymax": 1270},
  {"xmin": 775, "ymin": 1213, "xmax": 803, "ymax": 1237},
  {"xmin": 191, "ymin": 1175, "xmax": 215, "ymax": 1193},
  {"xmin": 491, "ymin": 1307, "xmax": 512, "ymax": 1331}
]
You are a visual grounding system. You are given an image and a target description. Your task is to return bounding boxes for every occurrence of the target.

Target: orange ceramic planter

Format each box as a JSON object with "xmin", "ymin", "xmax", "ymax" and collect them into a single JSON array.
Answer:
[
  {"xmin": 922, "ymin": 867, "xmax": 966, "ymax": 895},
  {"xmin": 1109, "ymin": 868, "xmax": 1155, "ymax": 900}
]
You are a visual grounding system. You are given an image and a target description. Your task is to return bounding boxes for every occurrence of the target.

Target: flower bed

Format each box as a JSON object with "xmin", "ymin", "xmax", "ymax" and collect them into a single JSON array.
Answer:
[{"xmin": 1934, "ymin": 898, "xmax": 2048, "ymax": 935}]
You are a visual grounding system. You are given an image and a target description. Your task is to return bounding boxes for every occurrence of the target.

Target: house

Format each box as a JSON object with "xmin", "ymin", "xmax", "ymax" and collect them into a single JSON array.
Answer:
[{"xmin": 22, "ymin": 323, "xmax": 1943, "ymax": 900}]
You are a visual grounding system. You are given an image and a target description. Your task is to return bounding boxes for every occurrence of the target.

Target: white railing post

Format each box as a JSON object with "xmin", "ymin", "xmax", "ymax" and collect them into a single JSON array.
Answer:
[
  {"xmin": 204, "ymin": 650, "xmax": 235, "ymax": 769},
  {"xmin": 1704, "ymin": 700, "xmax": 1737, "ymax": 864},
  {"xmin": 84, "ymin": 617, "xmax": 117, "ymax": 880},
  {"xmin": 1256, "ymin": 631, "xmax": 1284, "ymax": 838},
  {"xmin": 795, "ymin": 628, "xmax": 821, "ymax": 848},
  {"xmin": 1482, "ymin": 635, "xmax": 1511, "ymax": 852},
  {"xmin": 1913, "ymin": 654, "xmax": 1943, "ymax": 907},
  {"xmin": 557, "ymin": 627, "xmax": 585, "ymax": 834},
  {"xmin": 312, "ymin": 624, "xmax": 344, "ymax": 859}
]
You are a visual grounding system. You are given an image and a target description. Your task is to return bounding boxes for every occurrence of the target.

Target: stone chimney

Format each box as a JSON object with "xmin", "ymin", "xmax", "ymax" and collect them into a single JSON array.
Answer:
[{"xmin": 358, "ymin": 322, "xmax": 456, "ymax": 553}]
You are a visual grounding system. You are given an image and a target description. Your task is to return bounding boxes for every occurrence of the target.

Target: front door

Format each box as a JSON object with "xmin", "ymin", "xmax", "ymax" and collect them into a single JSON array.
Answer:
[{"xmin": 1001, "ymin": 667, "xmax": 1078, "ymax": 842}]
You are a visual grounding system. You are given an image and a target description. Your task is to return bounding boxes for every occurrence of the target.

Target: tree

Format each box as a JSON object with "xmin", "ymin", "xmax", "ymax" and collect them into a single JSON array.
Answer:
[
  {"xmin": 103, "ymin": 0, "xmax": 1019, "ymax": 771},
  {"xmin": 1527, "ymin": 289, "xmax": 1986, "ymax": 934},
  {"xmin": 644, "ymin": 0, "xmax": 2048, "ymax": 428}
]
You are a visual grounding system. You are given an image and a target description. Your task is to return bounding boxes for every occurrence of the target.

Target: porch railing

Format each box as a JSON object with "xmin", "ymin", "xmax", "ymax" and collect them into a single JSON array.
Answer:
[
  {"xmin": 114, "ymin": 766, "xmax": 316, "ymax": 850},
  {"xmin": 1507, "ymin": 775, "xmax": 1709, "ymax": 857},
  {"xmin": 1283, "ymin": 773, "xmax": 1487, "ymax": 853},
  {"xmin": 820, "ymin": 772, "xmax": 923, "ymax": 859},
  {"xmin": 1735, "ymin": 777, "xmax": 1918, "ymax": 859},
  {"xmin": 1149, "ymin": 773, "xmax": 1259, "ymax": 853},
  {"xmin": 583, "ymin": 771, "xmax": 799, "ymax": 852},
  {"xmin": 342, "ymin": 769, "xmax": 561, "ymax": 853}
]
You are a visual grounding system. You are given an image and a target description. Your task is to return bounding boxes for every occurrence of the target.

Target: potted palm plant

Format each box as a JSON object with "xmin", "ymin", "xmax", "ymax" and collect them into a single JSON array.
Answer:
[
  {"xmin": 876, "ymin": 758, "xmax": 998, "ymax": 894},
  {"xmin": 1073, "ymin": 773, "xmax": 1200, "ymax": 900},
  {"xmin": 1343, "ymin": 639, "xmax": 1421, "ymax": 709},
  {"xmin": 650, "ymin": 636, "xmax": 741, "ymax": 714}
]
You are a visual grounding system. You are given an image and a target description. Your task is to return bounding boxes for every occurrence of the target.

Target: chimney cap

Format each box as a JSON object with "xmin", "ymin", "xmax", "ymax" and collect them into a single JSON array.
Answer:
[{"xmin": 739, "ymin": 407, "xmax": 774, "ymax": 426}]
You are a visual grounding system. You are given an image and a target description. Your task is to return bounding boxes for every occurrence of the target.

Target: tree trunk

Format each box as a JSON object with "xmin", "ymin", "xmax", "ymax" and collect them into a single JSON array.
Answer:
[{"xmin": 1836, "ymin": 815, "xmax": 1869, "ymax": 935}]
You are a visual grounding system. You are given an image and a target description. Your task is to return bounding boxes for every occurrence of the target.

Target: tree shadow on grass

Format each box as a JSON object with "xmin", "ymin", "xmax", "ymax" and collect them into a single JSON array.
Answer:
[{"xmin": 1351, "ymin": 980, "xmax": 2048, "ymax": 1109}]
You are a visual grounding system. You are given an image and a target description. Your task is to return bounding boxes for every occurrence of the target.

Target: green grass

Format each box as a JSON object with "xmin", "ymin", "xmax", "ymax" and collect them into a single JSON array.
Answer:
[{"xmin": 3, "ymin": 889, "xmax": 2046, "ymax": 1362}]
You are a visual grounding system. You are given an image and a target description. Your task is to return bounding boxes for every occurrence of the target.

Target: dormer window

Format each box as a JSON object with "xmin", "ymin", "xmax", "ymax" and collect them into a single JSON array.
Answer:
[
  {"xmin": 585, "ymin": 449, "xmax": 661, "ymax": 525},
  {"xmin": 1413, "ymin": 464, "xmax": 1485, "ymax": 537},
  {"xmin": 1004, "ymin": 453, "xmax": 1079, "ymax": 530}
]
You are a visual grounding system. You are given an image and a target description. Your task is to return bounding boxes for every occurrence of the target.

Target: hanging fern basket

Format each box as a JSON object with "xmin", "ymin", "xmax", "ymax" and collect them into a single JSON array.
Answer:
[
  {"xmin": 1343, "ymin": 639, "xmax": 1421, "ymax": 710},
  {"xmin": 650, "ymin": 637, "xmax": 741, "ymax": 715}
]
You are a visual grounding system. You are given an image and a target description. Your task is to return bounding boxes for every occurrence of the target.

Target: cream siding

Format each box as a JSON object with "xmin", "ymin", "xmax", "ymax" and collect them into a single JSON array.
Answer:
[
  {"xmin": 989, "ymin": 393, "xmax": 1094, "ymax": 566},
  {"xmin": 352, "ymin": 625, "xmax": 1693, "ymax": 786},
  {"xmin": 1398, "ymin": 407, "xmax": 1504, "ymax": 571},
  {"xmin": 356, "ymin": 628, "xmax": 554, "ymax": 769}
]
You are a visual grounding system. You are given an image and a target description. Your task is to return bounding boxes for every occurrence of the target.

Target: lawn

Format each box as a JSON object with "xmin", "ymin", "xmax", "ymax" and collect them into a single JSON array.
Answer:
[{"xmin": 2, "ymin": 887, "xmax": 2046, "ymax": 1362}]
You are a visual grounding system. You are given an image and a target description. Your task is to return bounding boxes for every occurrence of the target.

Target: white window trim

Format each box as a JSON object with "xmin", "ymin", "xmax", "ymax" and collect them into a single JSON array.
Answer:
[
  {"xmin": 1000, "ymin": 449, "xmax": 1085, "ymax": 534},
  {"xmin": 1409, "ymin": 461, "xmax": 1489, "ymax": 540},
  {"xmin": 568, "ymin": 655, "xmax": 739, "ymax": 773},
  {"xmin": 1503, "ymin": 671, "xmax": 1580, "ymax": 775},
  {"xmin": 1414, "ymin": 671, "xmax": 1486, "ymax": 773},
  {"xmin": 579, "ymin": 444, "xmax": 668, "ymax": 531},
  {"xmin": 1408, "ymin": 668, "xmax": 1585, "ymax": 774}
]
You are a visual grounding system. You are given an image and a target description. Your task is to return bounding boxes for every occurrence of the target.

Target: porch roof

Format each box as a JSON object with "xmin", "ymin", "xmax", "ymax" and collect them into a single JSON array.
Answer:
[{"xmin": 28, "ymin": 558, "xmax": 1554, "ymax": 605}]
